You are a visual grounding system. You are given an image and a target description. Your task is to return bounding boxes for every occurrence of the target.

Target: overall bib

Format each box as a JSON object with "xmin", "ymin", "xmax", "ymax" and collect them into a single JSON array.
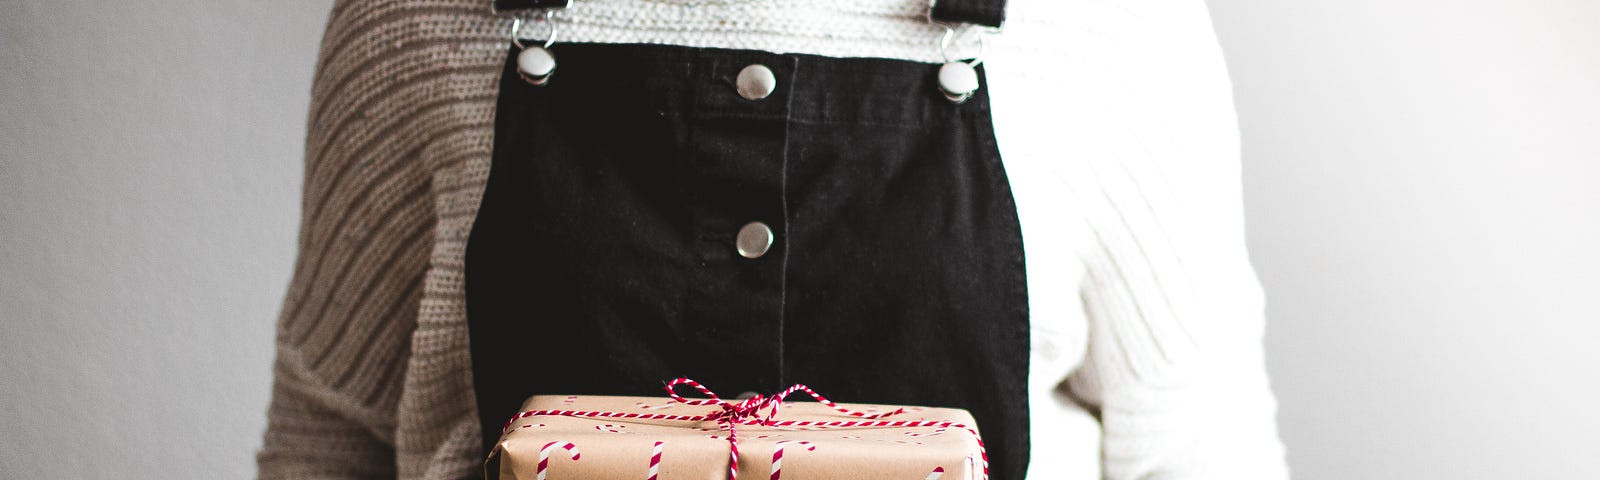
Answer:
[{"xmin": 465, "ymin": 2, "xmax": 1027, "ymax": 478}]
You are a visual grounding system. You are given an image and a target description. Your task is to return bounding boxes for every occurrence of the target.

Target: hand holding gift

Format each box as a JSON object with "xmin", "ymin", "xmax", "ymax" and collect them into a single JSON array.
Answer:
[{"xmin": 487, "ymin": 378, "xmax": 988, "ymax": 480}]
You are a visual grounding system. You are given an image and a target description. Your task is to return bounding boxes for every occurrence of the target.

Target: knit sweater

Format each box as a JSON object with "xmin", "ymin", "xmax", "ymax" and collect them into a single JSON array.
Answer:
[{"xmin": 257, "ymin": 0, "xmax": 1288, "ymax": 478}]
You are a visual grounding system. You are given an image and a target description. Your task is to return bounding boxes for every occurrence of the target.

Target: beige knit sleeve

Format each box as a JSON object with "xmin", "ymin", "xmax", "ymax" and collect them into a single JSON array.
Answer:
[{"xmin": 258, "ymin": 1, "xmax": 436, "ymax": 477}]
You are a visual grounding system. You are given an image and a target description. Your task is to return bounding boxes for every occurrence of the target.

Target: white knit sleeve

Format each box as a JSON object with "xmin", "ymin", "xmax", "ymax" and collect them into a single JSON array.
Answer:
[
  {"xmin": 1064, "ymin": 139, "xmax": 1290, "ymax": 478},
  {"xmin": 1045, "ymin": 1, "xmax": 1289, "ymax": 477}
]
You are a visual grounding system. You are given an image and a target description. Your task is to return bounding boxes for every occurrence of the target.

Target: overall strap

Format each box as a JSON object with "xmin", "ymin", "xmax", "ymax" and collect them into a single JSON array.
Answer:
[
  {"xmin": 930, "ymin": 0, "xmax": 1006, "ymax": 28},
  {"xmin": 492, "ymin": 0, "xmax": 568, "ymax": 12},
  {"xmin": 493, "ymin": 0, "xmax": 1006, "ymax": 28}
]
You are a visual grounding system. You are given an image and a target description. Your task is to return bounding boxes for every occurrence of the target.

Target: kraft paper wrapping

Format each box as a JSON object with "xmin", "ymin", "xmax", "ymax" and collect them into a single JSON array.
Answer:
[{"xmin": 488, "ymin": 394, "xmax": 984, "ymax": 480}]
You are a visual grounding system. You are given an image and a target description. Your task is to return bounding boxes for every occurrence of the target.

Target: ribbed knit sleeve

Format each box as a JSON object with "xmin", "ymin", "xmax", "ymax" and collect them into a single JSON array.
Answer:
[
  {"xmin": 1039, "ymin": 0, "xmax": 1289, "ymax": 477},
  {"xmin": 257, "ymin": 0, "xmax": 442, "ymax": 477},
  {"xmin": 1063, "ymin": 133, "xmax": 1289, "ymax": 478}
]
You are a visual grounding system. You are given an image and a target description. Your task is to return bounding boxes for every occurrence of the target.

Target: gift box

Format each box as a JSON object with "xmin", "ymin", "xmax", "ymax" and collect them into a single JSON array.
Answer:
[{"xmin": 487, "ymin": 378, "xmax": 987, "ymax": 480}]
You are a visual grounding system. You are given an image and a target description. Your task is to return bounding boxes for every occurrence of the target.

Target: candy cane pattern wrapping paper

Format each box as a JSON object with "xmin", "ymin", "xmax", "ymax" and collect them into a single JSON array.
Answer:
[
  {"xmin": 768, "ymin": 440, "xmax": 813, "ymax": 480},
  {"xmin": 645, "ymin": 441, "xmax": 663, "ymax": 480},
  {"xmin": 486, "ymin": 378, "xmax": 988, "ymax": 480},
  {"xmin": 536, "ymin": 441, "xmax": 580, "ymax": 480}
]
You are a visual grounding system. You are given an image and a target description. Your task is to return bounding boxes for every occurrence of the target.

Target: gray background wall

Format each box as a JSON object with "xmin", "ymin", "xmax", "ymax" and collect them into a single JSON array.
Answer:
[
  {"xmin": 1, "ymin": 1, "xmax": 329, "ymax": 478},
  {"xmin": 1208, "ymin": 1, "xmax": 1600, "ymax": 478},
  {"xmin": 1, "ymin": 1, "xmax": 1595, "ymax": 478}
]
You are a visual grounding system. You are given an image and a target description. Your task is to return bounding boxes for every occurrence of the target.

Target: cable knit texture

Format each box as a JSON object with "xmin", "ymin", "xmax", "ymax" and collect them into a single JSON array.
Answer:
[{"xmin": 257, "ymin": 0, "xmax": 1288, "ymax": 478}]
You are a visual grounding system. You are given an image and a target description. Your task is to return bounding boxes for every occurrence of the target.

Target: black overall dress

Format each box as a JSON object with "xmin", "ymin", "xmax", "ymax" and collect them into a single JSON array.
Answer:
[{"xmin": 466, "ymin": 1, "xmax": 1027, "ymax": 478}]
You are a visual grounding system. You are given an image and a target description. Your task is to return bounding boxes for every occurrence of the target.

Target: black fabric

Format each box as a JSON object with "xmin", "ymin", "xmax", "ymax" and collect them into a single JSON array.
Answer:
[
  {"xmin": 932, "ymin": 0, "xmax": 1008, "ymax": 27},
  {"xmin": 466, "ymin": 43, "xmax": 1029, "ymax": 479}
]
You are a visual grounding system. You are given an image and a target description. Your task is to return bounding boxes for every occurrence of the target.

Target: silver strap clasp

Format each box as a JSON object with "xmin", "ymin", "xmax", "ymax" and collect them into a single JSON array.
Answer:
[
  {"xmin": 931, "ymin": 22, "xmax": 993, "ymax": 104},
  {"xmin": 507, "ymin": 6, "xmax": 566, "ymax": 86}
]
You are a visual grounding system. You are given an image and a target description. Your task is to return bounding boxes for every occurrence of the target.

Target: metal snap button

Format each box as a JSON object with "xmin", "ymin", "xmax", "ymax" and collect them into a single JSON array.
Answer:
[
  {"xmin": 736, "ymin": 221, "xmax": 774, "ymax": 259},
  {"xmin": 735, "ymin": 64, "xmax": 777, "ymax": 101},
  {"xmin": 517, "ymin": 46, "xmax": 557, "ymax": 86},
  {"xmin": 937, "ymin": 62, "xmax": 979, "ymax": 103}
]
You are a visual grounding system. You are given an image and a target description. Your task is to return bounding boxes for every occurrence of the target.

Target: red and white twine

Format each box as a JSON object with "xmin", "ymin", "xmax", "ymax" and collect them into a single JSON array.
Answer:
[{"xmin": 499, "ymin": 378, "xmax": 989, "ymax": 480}]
